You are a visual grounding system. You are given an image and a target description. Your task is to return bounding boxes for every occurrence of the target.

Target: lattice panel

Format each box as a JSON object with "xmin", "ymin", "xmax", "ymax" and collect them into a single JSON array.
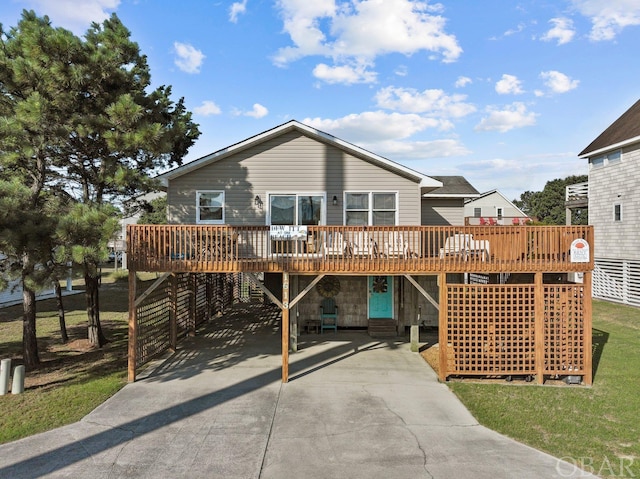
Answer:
[
  {"xmin": 446, "ymin": 285, "xmax": 535, "ymax": 375},
  {"xmin": 175, "ymin": 273, "xmax": 192, "ymax": 338},
  {"xmin": 543, "ymin": 285, "xmax": 586, "ymax": 374},
  {"xmin": 136, "ymin": 279, "xmax": 172, "ymax": 368}
]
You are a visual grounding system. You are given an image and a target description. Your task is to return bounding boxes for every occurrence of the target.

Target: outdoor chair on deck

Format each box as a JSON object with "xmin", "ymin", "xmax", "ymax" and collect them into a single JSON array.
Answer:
[
  {"xmin": 352, "ymin": 231, "xmax": 375, "ymax": 257},
  {"xmin": 384, "ymin": 232, "xmax": 407, "ymax": 258},
  {"xmin": 324, "ymin": 231, "xmax": 349, "ymax": 257},
  {"xmin": 319, "ymin": 297, "xmax": 338, "ymax": 333}
]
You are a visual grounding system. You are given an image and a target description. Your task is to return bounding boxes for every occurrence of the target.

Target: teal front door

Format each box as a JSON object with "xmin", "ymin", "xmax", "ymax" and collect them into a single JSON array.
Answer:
[{"xmin": 368, "ymin": 276, "xmax": 393, "ymax": 318}]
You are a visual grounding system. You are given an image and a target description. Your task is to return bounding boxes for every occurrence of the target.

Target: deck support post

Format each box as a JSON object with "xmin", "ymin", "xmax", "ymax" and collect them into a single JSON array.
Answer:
[
  {"xmin": 282, "ymin": 272, "xmax": 290, "ymax": 383},
  {"xmin": 127, "ymin": 269, "xmax": 137, "ymax": 383},
  {"xmin": 438, "ymin": 273, "xmax": 447, "ymax": 382},
  {"xmin": 534, "ymin": 272, "xmax": 545, "ymax": 384},
  {"xmin": 410, "ymin": 306, "xmax": 420, "ymax": 353},
  {"xmin": 583, "ymin": 271, "xmax": 593, "ymax": 386}
]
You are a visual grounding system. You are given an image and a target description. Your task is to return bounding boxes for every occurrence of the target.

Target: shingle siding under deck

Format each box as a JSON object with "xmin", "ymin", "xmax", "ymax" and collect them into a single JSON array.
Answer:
[
  {"xmin": 589, "ymin": 143, "xmax": 640, "ymax": 261},
  {"xmin": 167, "ymin": 131, "xmax": 422, "ymax": 225}
]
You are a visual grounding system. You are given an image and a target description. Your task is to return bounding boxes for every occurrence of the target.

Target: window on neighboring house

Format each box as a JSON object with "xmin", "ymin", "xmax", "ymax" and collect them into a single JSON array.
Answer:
[
  {"xmin": 269, "ymin": 194, "xmax": 325, "ymax": 225},
  {"xmin": 497, "ymin": 207, "xmax": 503, "ymax": 219},
  {"xmin": 196, "ymin": 191, "xmax": 224, "ymax": 223},
  {"xmin": 614, "ymin": 203, "xmax": 622, "ymax": 222},
  {"xmin": 474, "ymin": 207, "xmax": 482, "ymax": 218},
  {"xmin": 345, "ymin": 192, "xmax": 397, "ymax": 225},
  {"xmin": 591, "ymin": 150, "xmax": 621, "ymax": 169}
]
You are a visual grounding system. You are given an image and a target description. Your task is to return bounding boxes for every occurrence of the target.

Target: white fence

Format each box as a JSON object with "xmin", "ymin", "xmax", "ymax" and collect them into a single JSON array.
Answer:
[{"xmin": 593, "ymin": 258, "xmax": 640, "ymax": 307}]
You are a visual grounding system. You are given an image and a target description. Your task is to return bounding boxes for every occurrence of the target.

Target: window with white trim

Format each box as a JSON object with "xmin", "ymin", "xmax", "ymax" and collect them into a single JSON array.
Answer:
[
  {"xmin": 196, "ymin": 191, "xmax": 224, "ymax": 224},
  {"xmin": 497, "ymin": 207, "xmax": 503, "ymax": 219},
  {"xmin": 269, "ymin": 194, "xmax": 325, "ymax": 225},
  {"xmin": 474, "ymin": 207, "xmax": 482, "ymax": 218},
  {"xmin": 591, "ymin": 150, "xmax": 621, "ymax": 169},
  {"xmin": 614, "ymin": 203, "xmax": 622, "ymax": 222},
  {"xmin": 345, "ymin": 192, "xmax": 397, "ymax": 225}
]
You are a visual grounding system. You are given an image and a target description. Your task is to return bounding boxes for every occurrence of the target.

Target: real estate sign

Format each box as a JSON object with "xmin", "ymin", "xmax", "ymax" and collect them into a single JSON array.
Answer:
[{"xmin": 570, "ymin": 239, "xmax": 590, "ymax": 263}]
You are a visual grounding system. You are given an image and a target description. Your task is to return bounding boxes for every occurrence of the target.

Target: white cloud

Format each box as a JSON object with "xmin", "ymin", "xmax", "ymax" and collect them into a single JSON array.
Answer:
[
  {"xmin": 455, "ymin": 76, "xmax": 472, "ymax": 88},
  {"xmin": 313, "ymin": 62, "xmax": 377, "ymax": 84},
  {"xmin": 274, "ymin": 0, "xmax": 462, "ymax": 84},
  {"xmin": 303, "ymin": 111, "xmax": 442, "ymax": 143},
  {"xmin": 371, "ymin": 138, "xmax": 471, "ymax": 159},
  {"xmin": 475, "ymin": 102, "xmax": 537, "ymax": 132},
  {"xmin": 571, "ymin": 0, "xmax": 640, "ymax": 41},
  {"xmin": 495, "ymin": 74, "xmax": 524, "ymax": 95},
  {"xmin": 243, "ymin": 103, "xmax": 269, "ymax": 119},
  {"xmin": 193, "ymin": 101, "xmax": 221, "ymax": 116},
  {"xmin": 539, "ymin": 70, "xmax": 579, "ymax": 94},
  {"xmin": 173, "ymin": 42, "xmax": 205, "ymax": 74},
  {"xmin": 229, "ymin": 0, "xmax": 248, "ymax": 23},
  {"xmin": 541, "ymin": 17, "xmax": 576, "ymax": 45},
  {"xmin": 24, "ymin": 0, "xmax": 120, "ymax": 33},
  {"xmin": 504, "ymin": 22, "xmax": 526, "ymax": 36},
  {"xmin": 374, "ymin": 86, "xmax": 476, "ymax": 119}
]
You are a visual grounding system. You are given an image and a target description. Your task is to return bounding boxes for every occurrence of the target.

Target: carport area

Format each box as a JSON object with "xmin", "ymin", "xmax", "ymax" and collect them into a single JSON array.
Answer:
[{"xmin": 0, "ymin": 303, "xmax": 595, "ymax": 478}]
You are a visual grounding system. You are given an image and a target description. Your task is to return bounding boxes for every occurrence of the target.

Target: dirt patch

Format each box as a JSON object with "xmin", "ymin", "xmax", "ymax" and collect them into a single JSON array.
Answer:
[{"xmin": 420, "ymin": 343, "xmax": 440, "ymax": 374}]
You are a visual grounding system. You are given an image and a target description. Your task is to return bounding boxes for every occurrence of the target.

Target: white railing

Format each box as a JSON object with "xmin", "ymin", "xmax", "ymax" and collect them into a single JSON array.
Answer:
[{"xmin": 566, "ymin": 182, "xmax": 588, "ymax": 201}]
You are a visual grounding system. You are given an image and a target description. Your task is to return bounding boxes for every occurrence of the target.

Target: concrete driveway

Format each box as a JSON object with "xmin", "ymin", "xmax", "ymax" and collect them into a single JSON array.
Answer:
[{"xmin": 0, "ymin": 303, "xmax": 596, "ymax": 478}]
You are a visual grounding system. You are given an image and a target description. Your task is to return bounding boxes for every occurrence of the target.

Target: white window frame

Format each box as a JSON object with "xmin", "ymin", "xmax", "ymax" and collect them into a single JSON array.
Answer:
[
  {"xmin": 591, "ymin": 149, "xmax": 621, "ymax": 170},
  {"xmin": 266, "ymin": 192, "xmax": 326, "ymax": 226},
  {"xmin": 196, "ymin": 190, "xmax": 225, "ymax": 224},
  {"xmin": 496, "ymin": 207, "xmax": 504, "ymax": 219},
  {"xmin": 343, "ymin": 191, "xmax": 398, "ymax": 226},
  {"xmin": 614, "ymin": 203, "xmax": 622, "ymax": 222},
  {"xmin": 474, "ymin": 207, "xmax": 482, "ymax": 218}
]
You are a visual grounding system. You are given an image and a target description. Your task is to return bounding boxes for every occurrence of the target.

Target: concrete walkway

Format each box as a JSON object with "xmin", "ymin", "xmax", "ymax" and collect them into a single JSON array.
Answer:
[{"xmin": 0, "ymin": 303, "xmax": 596, "ymax": 479}]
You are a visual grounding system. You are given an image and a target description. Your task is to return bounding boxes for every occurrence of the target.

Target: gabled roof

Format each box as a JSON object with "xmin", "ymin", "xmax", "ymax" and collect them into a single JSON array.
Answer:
[
  {"xmin": 421, "ymin": 176, "xmax": 479, "ymax": 198},
  {"xmin": 464, "ymin": 189, "xmax": 527, "ymax": 216},
  {"xmin": 158, "ymin": 120, "xmax": 442, "ymax": 189},
  {"xmin": 579, "ymin": 99, "xmax": 640, "ymax": 157}
]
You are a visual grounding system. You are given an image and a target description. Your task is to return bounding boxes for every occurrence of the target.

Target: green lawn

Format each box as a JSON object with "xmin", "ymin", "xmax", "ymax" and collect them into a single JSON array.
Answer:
[
  {"xmin": 0, "ymin": 268, "xmax": 141, "ymax": 444},
  {"xmin": 450, "ymin": 300, "xmax": 640, "ymax": 478}
]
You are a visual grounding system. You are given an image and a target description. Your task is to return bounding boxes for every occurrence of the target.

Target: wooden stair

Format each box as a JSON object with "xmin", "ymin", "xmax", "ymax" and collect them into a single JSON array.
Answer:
[{"xmin": 368, "ymin": 319, "xmax": 397, "ymax": 338}]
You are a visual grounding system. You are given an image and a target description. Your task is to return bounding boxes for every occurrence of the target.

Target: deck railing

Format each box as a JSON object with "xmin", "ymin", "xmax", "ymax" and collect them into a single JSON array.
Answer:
[
  {"xmin": 127, "ymin": 224, "xmax": 593, "ymax": 274},
  {"xmin": 566, "ymin": 181, "xmax": 588, "ymax": 201}
]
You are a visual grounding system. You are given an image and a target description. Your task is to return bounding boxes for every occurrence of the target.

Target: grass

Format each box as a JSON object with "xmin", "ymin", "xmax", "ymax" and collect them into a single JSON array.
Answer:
[
  {"xmin": 1, "ymin": 277, "xmax": 639, "ymax": 478},
  {"xmin": 0, "ymin": 267, "xmax": 155, "ymax": 444},
  {"xmin": 449, "ymin": 300, "xmax": 640, "ymax": 478}
]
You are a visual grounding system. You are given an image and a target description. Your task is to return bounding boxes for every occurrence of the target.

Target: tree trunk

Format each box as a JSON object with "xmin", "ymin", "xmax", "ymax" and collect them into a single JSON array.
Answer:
[
  {"xmin": 84, "ymin": 265, "xmax": 107, "ymax": 347},
  {"xmin": 55, "ymin": 281, "xmax": 68, "ymax": 343},
  {"xmin": 22, "ymin": 283, "xmax": 40, "ymax": 368}
]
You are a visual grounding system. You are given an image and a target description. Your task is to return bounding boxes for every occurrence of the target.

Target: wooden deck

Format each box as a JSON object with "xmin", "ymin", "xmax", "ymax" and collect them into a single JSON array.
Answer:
[{"xmin": 127, "ymin": 224, "xmax": 594, "ymax": 274}]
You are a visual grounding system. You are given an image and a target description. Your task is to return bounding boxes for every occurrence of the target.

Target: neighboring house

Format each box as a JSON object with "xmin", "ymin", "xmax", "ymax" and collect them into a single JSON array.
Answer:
[
  {"xmin": 464, "ymin": 190, "xmax": 530, "ymax": 225},
  {"xmin": 575, "ymin": 98, "xmax": 640, "ymax": 307}
]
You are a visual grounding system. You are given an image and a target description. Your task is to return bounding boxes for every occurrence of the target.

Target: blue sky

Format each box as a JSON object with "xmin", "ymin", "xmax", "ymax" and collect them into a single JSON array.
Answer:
[{"xmin": 2, "ymin": 0, "xmax": 640, "ymax": 201}]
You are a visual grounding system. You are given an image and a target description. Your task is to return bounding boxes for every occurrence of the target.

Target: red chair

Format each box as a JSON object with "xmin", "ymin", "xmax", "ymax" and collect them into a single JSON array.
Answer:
[{"xmin": 479, "ymin": 217, "xmax": 488, "ymax": 225}]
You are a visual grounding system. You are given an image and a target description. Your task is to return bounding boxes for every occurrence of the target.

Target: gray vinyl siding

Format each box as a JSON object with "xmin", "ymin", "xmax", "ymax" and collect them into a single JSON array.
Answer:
[
  {"xmin": 168, "ymin": 131, "xmax": 421, "ymax": 225},
  {"xmin": 589, "ymin": 143, "xmax": 640, "ymax": 261},
  {"xmin": 421, "ymin": 198, "xmax": 465, "ymax": 225}
]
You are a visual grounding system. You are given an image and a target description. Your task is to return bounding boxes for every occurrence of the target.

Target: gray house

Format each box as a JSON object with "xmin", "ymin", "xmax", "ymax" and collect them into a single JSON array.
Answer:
[
  {"xmin": 463, "ymin": 189, "xmax": 529, "ymax": 225},
  {"xmin": 577, "ymin": 98, "xmax": 640, "ymax": 307},
  {"xmin": 158, "ymin": 120, "xmax": 478, "ymax": 331}
]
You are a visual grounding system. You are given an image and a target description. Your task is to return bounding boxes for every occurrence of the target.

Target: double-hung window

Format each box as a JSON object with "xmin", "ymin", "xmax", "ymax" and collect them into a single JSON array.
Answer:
[
  {"xmin": 345, "ymin": 192, "xmax": 397, "ymax": 225},
  {"xmin": 196, "ymin": 191, "xmax": 224, "ymax": 224}
]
